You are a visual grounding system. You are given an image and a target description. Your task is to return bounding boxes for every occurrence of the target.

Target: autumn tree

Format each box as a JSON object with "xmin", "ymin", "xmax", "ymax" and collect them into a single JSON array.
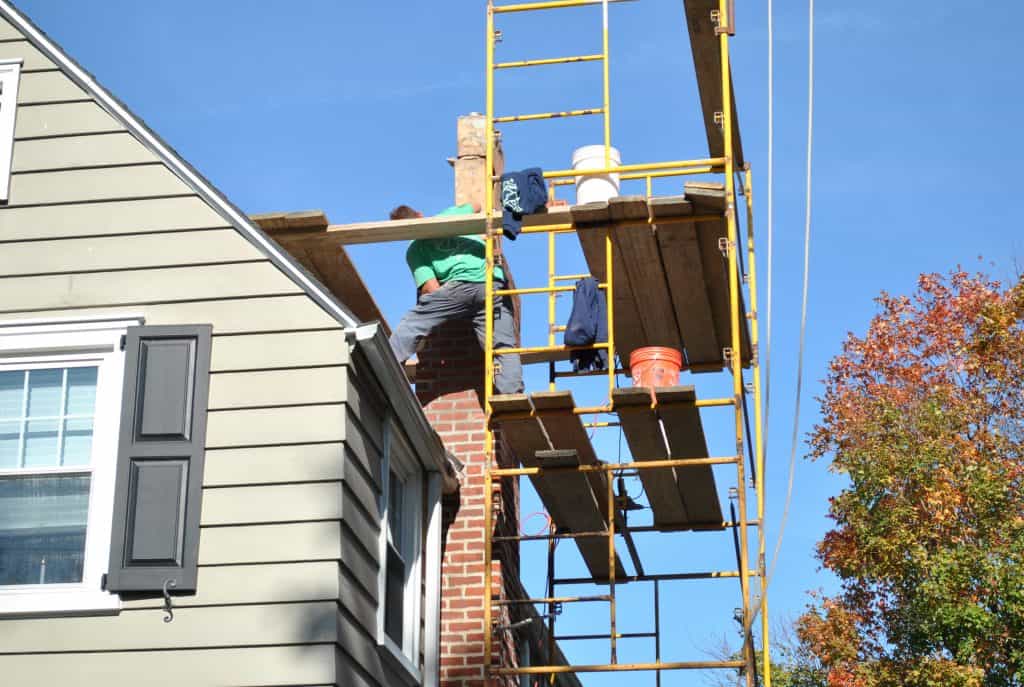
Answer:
[{"xmin": 797, "ymin": 270, "xmax": 1024, "ymax": 686}]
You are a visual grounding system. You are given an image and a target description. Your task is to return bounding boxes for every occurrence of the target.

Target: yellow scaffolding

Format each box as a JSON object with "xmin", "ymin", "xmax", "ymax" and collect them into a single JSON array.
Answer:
[{"xmin": 481, "ymin": 0, "xmax": 770, "ymax": 684}]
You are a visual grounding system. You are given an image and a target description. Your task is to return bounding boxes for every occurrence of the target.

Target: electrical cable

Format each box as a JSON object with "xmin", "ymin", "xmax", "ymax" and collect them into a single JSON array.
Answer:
[
  {"xmin": 763, "ymin": 0, "xmax": 775, "ymax": 466},
  {"xmin": 767, "ymin": 0, "xmax": 814, "ymax": 587}
]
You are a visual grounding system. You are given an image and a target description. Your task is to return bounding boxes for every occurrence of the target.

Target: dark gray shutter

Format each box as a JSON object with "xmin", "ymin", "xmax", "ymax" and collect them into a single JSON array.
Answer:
[{"xmin": 106, "ymin": 325, "xmax": 212, "ymax": 593}]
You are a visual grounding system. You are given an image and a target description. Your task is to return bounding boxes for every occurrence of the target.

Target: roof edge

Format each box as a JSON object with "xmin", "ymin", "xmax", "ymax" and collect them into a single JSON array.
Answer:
[{"xmin": 0, "ymin": 0, "xmax": 360, "ymax": 329}]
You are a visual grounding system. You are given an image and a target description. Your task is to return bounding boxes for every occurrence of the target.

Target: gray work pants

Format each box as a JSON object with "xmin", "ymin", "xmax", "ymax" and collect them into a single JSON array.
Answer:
[{"xmin": 389, "ymin": 281, "xmax": 524, "ymax": 395}]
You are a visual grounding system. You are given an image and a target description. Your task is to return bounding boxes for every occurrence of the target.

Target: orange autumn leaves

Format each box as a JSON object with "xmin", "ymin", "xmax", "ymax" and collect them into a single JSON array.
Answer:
[{"xmin": 796, "ymin": 271, "xmax": 1024, "ymax": 687}]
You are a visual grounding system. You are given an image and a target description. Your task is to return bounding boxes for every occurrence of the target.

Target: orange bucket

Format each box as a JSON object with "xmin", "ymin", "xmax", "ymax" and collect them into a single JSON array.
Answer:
[{"xmin": 630, "ymin": 346, "xmax": 682, "ymax": 394}]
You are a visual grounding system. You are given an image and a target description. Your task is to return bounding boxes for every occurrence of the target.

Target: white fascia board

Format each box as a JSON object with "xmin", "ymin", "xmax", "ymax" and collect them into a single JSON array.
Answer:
[{"xmin": 0, "ymin": 1, "xmax": 360, "ymax": 330}]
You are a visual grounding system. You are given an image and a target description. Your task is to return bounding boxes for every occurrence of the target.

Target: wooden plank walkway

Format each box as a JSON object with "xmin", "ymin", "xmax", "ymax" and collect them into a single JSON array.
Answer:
[
  {"xmin": 683, "ymin": 0, "xmax": 744, "ymax": 167},
  {"xmin": 683, "ymin": 184, "xmax": 753, "ymax": 366},
  {"xmin": 613, "ymin": 386, "xmax": 724, "ymax": 529},
  {"xmin": 609, "ymin": 197, "xmax": 682, "ymax": 351},
  {"xmin": 612, "ymin": 387, "xmax": 690, "ymax": 527},
  {"xmin": 252, "ymin": 210, "xmax": 390, "ymax": 335},
  {"xmin": 574, "ymin": 187, "xmax": 751, "ymax": 370},
  {"xmin": 654, "ymin": 386, "xmax": 724, "ymax": 526},
  {"xmin": 271, "ymin": 190, "xmax": 753, "ymax": 376},
  {"xmin": 571, "ymin": 203, "xmax": 647, "ymax": 358},
  {"xmin": 491, "ymin": 393, "xmax": 625, "ymax": 580}
]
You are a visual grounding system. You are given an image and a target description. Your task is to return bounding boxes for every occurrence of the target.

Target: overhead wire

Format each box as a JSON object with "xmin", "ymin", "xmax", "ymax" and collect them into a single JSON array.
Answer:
[
  {"xmin": 763, "ymin": 0, "xmax": 775, "ymax": 481},
  {"xmin": 767, "ymin": 0, "xmax": 814, "ymax": 587}
]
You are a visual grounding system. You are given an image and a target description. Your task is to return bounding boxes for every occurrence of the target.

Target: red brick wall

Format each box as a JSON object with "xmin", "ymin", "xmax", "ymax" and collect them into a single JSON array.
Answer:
[{"xmin": 417, "ymin": 318, "xmax": 519, "ymax": 687}]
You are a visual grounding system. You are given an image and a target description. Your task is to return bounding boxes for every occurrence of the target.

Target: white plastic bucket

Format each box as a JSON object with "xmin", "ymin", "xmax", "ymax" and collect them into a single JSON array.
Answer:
[{"xmin": 572, "ymin": 145, "xmax": 621, "ymax": 204}]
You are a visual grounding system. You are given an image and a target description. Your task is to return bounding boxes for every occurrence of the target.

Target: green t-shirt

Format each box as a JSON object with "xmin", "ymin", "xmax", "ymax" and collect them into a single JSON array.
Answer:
[{"xmin": 405, "ymin": 203, "xmax": 505, "ymax": 287}]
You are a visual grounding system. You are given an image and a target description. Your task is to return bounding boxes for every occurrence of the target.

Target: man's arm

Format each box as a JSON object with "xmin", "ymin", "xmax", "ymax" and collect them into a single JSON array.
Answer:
[
  {"xmin": 407, "ymin": 241, "xmax": 440, "ymax": 297},
  {"xmin": 418, "ymin": 278, "xmax": 441, "ymax": 296}
]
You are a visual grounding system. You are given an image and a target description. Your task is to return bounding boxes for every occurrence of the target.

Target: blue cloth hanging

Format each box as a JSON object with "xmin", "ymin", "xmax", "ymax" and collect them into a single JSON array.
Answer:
[
  {"xmin": 499, "ymin": 167, "xmax": 547, "ymax": 239},
  {"xmin": 564, "ymin": 277, "xmax": 608, "ymax": 372}
]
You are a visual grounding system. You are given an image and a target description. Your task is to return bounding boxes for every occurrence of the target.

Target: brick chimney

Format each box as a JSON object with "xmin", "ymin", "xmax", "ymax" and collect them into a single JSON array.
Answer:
[
  {"xmin": 422, "ymin": 114, "xmax": 519, "ymax": 686},
  {"xmin": 450, "ymin": 113, "xmax": 504, "ymax": 207}
]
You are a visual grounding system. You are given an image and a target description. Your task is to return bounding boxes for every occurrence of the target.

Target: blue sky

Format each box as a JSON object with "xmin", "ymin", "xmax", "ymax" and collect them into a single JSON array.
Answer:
[{"xmin": 19, "ymin": 0, "xmax": 1024, "ymax": 681}]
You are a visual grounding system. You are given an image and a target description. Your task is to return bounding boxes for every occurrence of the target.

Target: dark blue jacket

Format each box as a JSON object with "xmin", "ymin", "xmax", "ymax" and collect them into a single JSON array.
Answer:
[
  {"xmin": 499, "ymin": 168, "xmax": 547, "ymax": 239},
  {"xmin": 564, "ymin": 277, "xmax": 608, "ymax": 372}
]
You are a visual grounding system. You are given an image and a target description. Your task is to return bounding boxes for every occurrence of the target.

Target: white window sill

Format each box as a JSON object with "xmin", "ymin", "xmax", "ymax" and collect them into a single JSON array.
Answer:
[
  {"xmin": 378, "ymin": 635, "xmax": 422, "ymax": 686},
  {"xmin": 0, "ymin": 586, "xmax": 120, "ymax": 618}
]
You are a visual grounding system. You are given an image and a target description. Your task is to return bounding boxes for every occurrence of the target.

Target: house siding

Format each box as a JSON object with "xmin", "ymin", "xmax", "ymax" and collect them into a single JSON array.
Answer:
[
  {"xmin": 338, "ymin": 350, "xmax": 390, "ymax": 687},
  {"xmin": 0, "ymin": 13, "xmax": 381, "ymax": 687}
]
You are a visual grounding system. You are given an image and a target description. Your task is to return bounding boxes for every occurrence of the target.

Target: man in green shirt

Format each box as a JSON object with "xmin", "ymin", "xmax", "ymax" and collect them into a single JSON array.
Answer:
[{"xmin": 388, "ymin": 203, "xmax": 523, "ymax": 394}]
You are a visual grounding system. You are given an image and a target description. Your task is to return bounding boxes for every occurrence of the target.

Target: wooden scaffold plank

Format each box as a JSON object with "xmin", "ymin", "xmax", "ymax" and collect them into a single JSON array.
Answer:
[
  {"xmin": 649, "ymin": 195, "xmax": 720, "ymax": 365},
  {"xmin": 684, "ymin": 184, "xmax": 753, "ymax": 367},
  {"xmin": 608, "ymin": 196, "xmax": 682, "ymax": 352},
  {"xmin": 530, "ymin": 390, "xmax": 626, "ymax": 579},
  {"xmin": 612, "ymin": 387, "xmax": 690, "ymax": 528},
  {"xmin": 490, "ymin": 394, "xmax": 625, "ymax": 580},
  {"xmin": 654, "ymin": 386, "xmax": 724, "ymax": 526},
  {"xmin": 571, "ymin": 201, "xmax": 647, "ymax": 361},
  {"xmin": 683, "ymin": 0, "xmax": 744, "ymax": 167}
]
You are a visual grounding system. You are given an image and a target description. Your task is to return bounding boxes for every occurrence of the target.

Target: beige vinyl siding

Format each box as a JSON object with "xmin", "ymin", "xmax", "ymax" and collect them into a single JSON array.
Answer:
[
  {"xmin": 199, "ymin": 521, "xmax": 343, "ymax": 566},
  {"xmin": 204, "ymin": 442, "xmax": 346, "ymax": 486},
  {"xmin": 336, "ymin": 650, "xmax": 385, "ymax": 687},
  {"xmin": 342, "ymin": 485, "xmax": 382, "ymax": 562},
  {"xmin": 340, "ymin": 516, "xmax": 381, "ymax": 599},
  {"xmin": 0, "ymin": 39, "xmax": 56, "ymax": 70},
  {"xmin": 12, "ymin": 131, "xmax": 158, "ymax": 171},
  {"xmin": 120, "ymin": 561, "xmax": 340, "ymax": 610},
  {"xmin": 15, "ymin": 101, "xmax": 122, "ymax": 138},
  {"xmin": 331, "ymin": 349, "xmax": 433, "ymax": 687},
  {"xmin": 0, "ymin": 262, "xmax": 302, "ymax": 313},
  {"xmin": 202, "ymin": 482, "xmax": 344, "ymax": 526},
  {"xmin": 0, "ymin": 22, "xmax": 367, "ymax": 687},
  {"xmin": 18, "ymin": 70, "xmax": 88, "ymax": 104},
  {"xmin": 210, "ymin": 329, "xmax": 350, "ymax": 372},
  {"xmin": 0, "ymin": 196, "xmax": 230, "ymax": 241},
  {"xmin": 0, "ymin": 16, "xmax": 20, "ymax": 39},
  {"xmin": 2, "ymin": 295, "xmax": 341, "ymax": 334},
  {"xmin": 0, "ymin": 646, "xmax": 339, "ymax": 687},
  {"xmin": 0, "ymin": 602, "xmax": 340, "ymax": 653},
  {"xmin": 0, "ymin": 229, "xmax": 263, "ymax": 276},
  {"xmin": 207, "ymin": 404, "xmax": 346, "ymax": 448},
  {"xmin": 208, "ymin": 366, "xmax": 347, "ymax": 409},
  {"xmin": 342, "ymin": 444, "xmax": 381, "ymax": 526},
  {"xmin": 7, "ymin": 164, "xmax": 188, "ymax": 205}
]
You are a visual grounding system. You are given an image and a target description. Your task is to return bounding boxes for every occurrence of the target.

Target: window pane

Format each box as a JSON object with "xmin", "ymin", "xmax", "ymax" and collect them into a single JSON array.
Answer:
[
  {"xmin": 61, "ymin": 418, "xmax": 94, "ymax": 467},
  {"xmin": 26, "ymin": 368, "xmax": 62, "ymax": 418},
  {"xmin": 0, "ymin": 475, "xmax": 90, "ymax": 585},
  {"xmin": 384, "ymin": 543, "xmax": 406, "ymax": 645},
  {"xmin": 64, "ymin": 367, "xmax": 98, "ymax": 416},
  {"xmin": 22, "ymin": 418, "xmax": 59, "ymax": 468},
  {"xmin": 388, "ymin": 470, "xmax": 405, "ymax": 550},
  {"xmin": 0, "ymin": 370, "xmax": 23, "ymax": 419},
  {"xmin": 0, "ymin": 419, "xmax": 19, "ymax": 469}
]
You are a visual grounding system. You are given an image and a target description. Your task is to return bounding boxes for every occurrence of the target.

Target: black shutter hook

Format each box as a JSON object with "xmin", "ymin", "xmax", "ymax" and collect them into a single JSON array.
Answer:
[{"xmin": 162, "ymin": 579, "xmax": 177, "ymax": 623}]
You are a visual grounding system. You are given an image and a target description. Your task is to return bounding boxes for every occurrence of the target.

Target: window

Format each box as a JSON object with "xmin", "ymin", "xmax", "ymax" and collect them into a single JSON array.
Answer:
[
  {"xmin": 0, "ymin": 318, "xmax": 136, "ymax": 615},
  {"xmin": 378, "ymin": 419, "xmax": 424, "ymax": 677}
]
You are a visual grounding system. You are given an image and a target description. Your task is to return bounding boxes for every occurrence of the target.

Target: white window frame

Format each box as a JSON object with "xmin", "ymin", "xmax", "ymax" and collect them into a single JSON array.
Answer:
[
  {"xmin": 0, "ymin": 58, "xmax": 21, "ymax": 204},
  {"xmin": 0, "ymin": 316, "xmax": 140, "ymax": 616},
  {"xmin": 378, "ymin": 418, "xmax": 423, "ymax": 680}
]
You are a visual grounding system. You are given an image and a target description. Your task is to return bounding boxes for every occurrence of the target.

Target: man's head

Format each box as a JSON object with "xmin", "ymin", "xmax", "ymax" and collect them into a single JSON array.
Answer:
[{"xmin": 390, "ymin": 205, "xmax": 423, "ymax": 220}]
